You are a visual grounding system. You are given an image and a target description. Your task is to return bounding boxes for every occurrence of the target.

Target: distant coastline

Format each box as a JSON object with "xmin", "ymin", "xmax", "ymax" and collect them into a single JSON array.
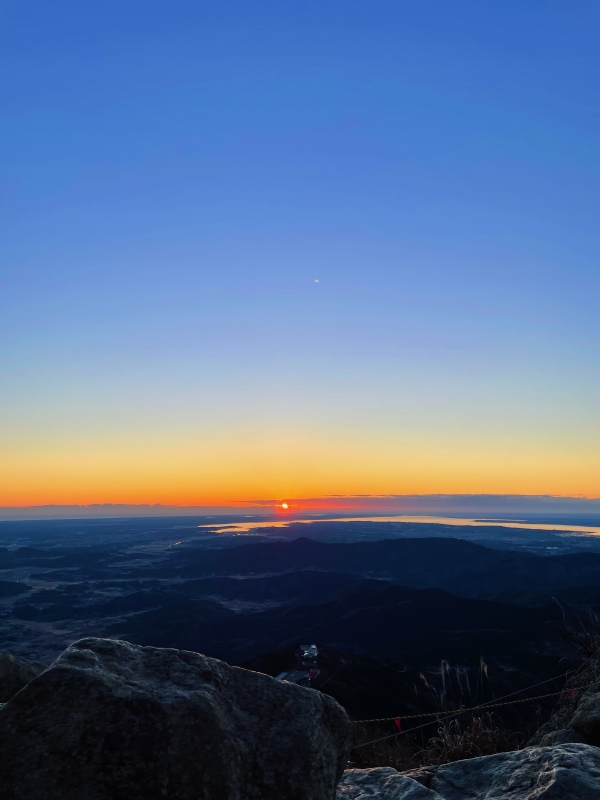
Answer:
[{"xmin": 2, "ymin": 494, "xmax": 600, "ymax": 521}]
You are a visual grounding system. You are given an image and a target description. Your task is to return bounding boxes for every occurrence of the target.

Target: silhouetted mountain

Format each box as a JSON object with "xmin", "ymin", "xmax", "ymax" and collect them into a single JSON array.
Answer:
[
  {"xmin": 0, "ymin": 581, "xmax": 28, "ymax": 597},
  {"xmin": 165, "ymin": 537, "xmax": 505, "ymax": 585},
  {"xmin": 114, "ymin": 579, "xmax": 566, "ymax": 669},
  {"xmin": 17, "ymin": 536, "xmax": 600, "ymax": 599},
  {"xmin": 174, "ymin": 571, "xmax": 361, "ymax": 603},
  {"xmin": 2, "ymin": 534, "xmax": 598, "ymax": 672},
  {"xmin": 133, "ymin": 536, "xmax": 600, "ymax": 599}
]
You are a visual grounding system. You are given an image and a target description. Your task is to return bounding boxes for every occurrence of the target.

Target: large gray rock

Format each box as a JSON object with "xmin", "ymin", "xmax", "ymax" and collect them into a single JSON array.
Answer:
[
  {"xmin": 0, "ymin": 649, "xmax": 44, "ymax": 702},
  {"xmin": 343, "ymin": 744, "xmax": 600, "ymax": 800},
  {"xmin": 0, "ymin": 637, "xmax": 351, "ymax": 800},
  {"xmin": 338, "ymin": 768, "xmax": 442, "ymax": 799},
  {"xmin": 406, "ymin": 743, "xmax": 600, "ymax": 799}
]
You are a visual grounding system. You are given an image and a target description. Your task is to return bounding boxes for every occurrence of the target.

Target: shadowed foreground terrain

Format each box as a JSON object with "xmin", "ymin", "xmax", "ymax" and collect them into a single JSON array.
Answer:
[{"xmin": 2, "ymin": 637, "xmax": 600, "ymax": 799}]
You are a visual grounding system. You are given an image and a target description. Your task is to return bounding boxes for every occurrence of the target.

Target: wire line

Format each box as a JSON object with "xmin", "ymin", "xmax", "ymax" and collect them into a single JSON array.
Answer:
[{"xmin": 351, "ymin": 673, "xmax": 592, "ymax": 750}]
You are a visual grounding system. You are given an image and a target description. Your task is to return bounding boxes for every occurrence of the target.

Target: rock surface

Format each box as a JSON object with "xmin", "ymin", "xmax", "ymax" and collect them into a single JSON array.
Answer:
[
  {"xmin": 0, "ymin": 637, "xmax": 351, "ymax": 800},
  {"xmin": 359, "ymin": 744, "xmax": 600, "ymax": 799},
  {"xmin": 0, "ymin": 649, "xmax": 45, "ymax": 702},
  {"xmin": 531, "ymin": 650, "xmax": 600, "ymax": 747},
  {"xmin": 338, "ymin": 768, "xmax": 442, "ymax": 799},
  {"xmin": 419, "ymin": 744, "xmax": 600, "ymax": 798}
]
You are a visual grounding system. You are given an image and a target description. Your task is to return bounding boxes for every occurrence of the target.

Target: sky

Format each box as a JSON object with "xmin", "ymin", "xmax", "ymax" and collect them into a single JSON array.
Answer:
[{"xmin": 1, "ymin": 0, "xmax": 599, "ymax": 508}]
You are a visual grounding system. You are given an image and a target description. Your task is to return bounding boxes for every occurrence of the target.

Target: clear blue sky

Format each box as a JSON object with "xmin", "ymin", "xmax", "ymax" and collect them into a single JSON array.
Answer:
[{"xmin": 1, "ymin": 1, "xmax": 599, "ymax": 505}]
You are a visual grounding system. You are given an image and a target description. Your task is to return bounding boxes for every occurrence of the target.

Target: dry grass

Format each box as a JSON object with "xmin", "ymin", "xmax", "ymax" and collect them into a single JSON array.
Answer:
[
  {"xmin": 557, "ymin": 599, "xmax": 600, "ymax": 656},
  {"xmin": 421, "ymin": 712, "xmax": 523, "ymax": 765},
  {"xmin": 349, "ymin": 723, "xmax": 420, "ymax": 771},
  {"xmin": 349, "ymin": 712, "xmax": 524, "ymax": 771},
  {"xmin": 348, "ymin": 655, "xmax": 539, "ymax": 770}
]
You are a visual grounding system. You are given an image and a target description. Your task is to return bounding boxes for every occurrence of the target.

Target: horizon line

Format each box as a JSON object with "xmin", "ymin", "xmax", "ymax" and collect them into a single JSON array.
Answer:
[{"xmin": 2, "ymin": 493, "xmax": 600, "ymax": 521}]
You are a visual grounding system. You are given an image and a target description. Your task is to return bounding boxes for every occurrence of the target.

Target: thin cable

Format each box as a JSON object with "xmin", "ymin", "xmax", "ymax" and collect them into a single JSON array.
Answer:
[
  {"xmin": 351, "ymin": 672, "xmax": 585, "ymax": 750},
  {"xmin": 477, "ymin": 670, "xmax": 571, "ymax": 708},
  {"xmin": 352, "ymin": 670, "xmax": 572, "ymax": 725},
  {"xmin": 352, "ymin": 695, "xmax": 550, "ymax": 751}
]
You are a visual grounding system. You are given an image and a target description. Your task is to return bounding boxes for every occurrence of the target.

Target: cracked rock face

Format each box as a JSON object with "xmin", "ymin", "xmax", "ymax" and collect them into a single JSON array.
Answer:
[
  {"xmin": 342, "ymin": 744, "xmax": 600, "ymax": 800},
  {"xmin": 0, "ymin": 637, "xmax": 351, "ymax": 800}
]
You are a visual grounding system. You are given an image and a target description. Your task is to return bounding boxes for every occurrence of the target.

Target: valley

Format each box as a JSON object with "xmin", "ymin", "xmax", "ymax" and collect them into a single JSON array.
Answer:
[{"xmin": 1, "ymin": 516, "xmax": 599, "ymax": 731}]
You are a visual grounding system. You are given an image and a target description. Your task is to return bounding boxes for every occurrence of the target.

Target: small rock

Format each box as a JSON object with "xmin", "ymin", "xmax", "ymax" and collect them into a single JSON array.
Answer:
[{"xmin": 0, "ymin": 637, "xmax": 351, "ymax": 800}]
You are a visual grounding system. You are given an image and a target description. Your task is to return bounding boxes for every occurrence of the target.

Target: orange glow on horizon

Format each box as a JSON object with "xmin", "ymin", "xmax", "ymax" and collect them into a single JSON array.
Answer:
[{"xmin": 1, "ymin": 425, "xmax": 598, "ymax": 507}]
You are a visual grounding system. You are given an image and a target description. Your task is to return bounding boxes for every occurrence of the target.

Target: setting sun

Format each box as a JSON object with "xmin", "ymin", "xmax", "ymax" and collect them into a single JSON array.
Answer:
[{"xmin": 281, "ymin": 503, "xmax": 289, "ymax": 509}]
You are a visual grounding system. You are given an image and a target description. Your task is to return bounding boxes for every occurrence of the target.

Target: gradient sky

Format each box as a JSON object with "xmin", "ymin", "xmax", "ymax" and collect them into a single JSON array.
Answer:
[{"xmin": 1, "ymin": 0, "xmax": 599, "ymax": 506}]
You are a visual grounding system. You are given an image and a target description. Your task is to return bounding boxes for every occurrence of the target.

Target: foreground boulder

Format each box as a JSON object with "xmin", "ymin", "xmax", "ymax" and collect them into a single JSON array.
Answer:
[
  {"xmin": 340, "ymin": 744, "xmax": 600, "ymax": 799},
  {"xmin": 0, "ymin": 637, "xmax": 350, "ymax": 800},
  {"xmin": 0, "ymin": 649, "xmax": 44, "ymax": 702}
]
